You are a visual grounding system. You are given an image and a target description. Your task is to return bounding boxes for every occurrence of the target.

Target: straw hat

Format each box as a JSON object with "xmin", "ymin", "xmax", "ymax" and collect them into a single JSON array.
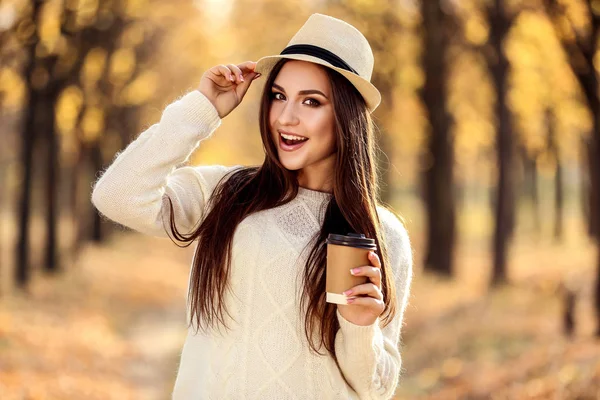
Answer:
[{"xmin": 255, "ymin": 13, "xmax": 382, "ymax": 113}]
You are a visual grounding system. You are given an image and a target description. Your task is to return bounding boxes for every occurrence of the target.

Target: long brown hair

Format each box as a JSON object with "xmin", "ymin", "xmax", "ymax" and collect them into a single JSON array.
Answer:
[{"xmin": 164, "ymin": 58, "xmax": 398, "ymax": 364}]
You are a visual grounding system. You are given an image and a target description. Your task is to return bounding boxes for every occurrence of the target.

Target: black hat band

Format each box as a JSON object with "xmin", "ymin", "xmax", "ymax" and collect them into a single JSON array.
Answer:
[{"xmin": 280, "ymin": 44, "xmax": 359, "ymax": 75}]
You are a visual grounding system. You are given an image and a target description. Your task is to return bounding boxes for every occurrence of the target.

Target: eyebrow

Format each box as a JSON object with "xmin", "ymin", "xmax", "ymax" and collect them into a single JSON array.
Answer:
[{"xmin": 272, "ymin": 83, "xmax": 329, "ymax": 99}]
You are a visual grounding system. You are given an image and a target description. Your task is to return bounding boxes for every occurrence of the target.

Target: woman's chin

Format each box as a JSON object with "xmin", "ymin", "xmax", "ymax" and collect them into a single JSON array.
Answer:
[
  {"xmin": 281, "ymin": 162, "xmax": 303, "ymax": 171},
  {"xmin": 279, "ymin": 156, "xmax": 305, "ymax": 171}
]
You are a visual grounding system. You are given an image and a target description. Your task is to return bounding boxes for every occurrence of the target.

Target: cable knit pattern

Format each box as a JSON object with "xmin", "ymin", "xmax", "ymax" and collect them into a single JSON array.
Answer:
[{"xmin": 91, "ymin": 90, "xmax": 413, "ymax": 400}]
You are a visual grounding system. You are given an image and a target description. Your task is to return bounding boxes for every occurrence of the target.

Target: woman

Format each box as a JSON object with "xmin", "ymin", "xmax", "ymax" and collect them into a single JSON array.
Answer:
[{"xmin": 92, "ymin": 13, "xmax": 413, "ymax": 400}]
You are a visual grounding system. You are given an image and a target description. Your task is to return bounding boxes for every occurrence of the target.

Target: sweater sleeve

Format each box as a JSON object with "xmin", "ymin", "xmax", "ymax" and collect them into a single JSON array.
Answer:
[
  {"xmin": 91, "ymin": 90, "xmax": 243, "ymax": 238},
  {"xmin": 334, "ymin": 207, "xmax": 414, "ymax": 400}
]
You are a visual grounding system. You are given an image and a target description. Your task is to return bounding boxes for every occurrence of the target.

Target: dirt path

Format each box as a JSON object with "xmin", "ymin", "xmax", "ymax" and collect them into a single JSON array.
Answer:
[
  {"xmin": 0, "ymin": 230, "xmax": 194, "ymax": 399},
  {"xmin": 124, "ymin": 306, "xmax": 186, "ymax": 399},
  {"xmin": 93, "ymin": 232, "xmax": 192, "ymax": 399}
]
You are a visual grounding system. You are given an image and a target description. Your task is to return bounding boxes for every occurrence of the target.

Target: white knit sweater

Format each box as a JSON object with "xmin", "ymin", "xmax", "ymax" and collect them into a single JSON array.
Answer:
[{"xmin": 91, "ymin": 90, "xmax": 413, "ymax": 400}]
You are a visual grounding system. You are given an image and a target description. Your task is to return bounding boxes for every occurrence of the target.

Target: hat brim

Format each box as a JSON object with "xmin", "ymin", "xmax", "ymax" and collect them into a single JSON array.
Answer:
[{"xmin": 255, "ymin": 54, "xmax": 381, "ymax": 113}]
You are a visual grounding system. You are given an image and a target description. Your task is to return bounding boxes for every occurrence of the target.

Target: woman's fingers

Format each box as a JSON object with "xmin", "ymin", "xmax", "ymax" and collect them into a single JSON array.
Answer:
[
  {"xmin": 227, "ymin": 61, "xmax": 258, "ymax": 81},
  {"xmin": 210, "ymin": 61, "xmax": 258, "ymax": 84},
  {"xmin": 368, "ymin": 251, "xmax": 381, "ymax": 268},
  {"xmin": 350, "ymin": 265, "xmax": 382, "ymax": 288},
  {"xmin": 345, "ymin": 261, "xmax": 383, "ymax": 300},
  {"xmin": 197, "ymin": 61, "xmax": 260, "ymax": 119},
  {"xmin": 215, "ymin": 62, "xmax": 258, "ymax": 85},
  {"xmin": 346, "ymin": 295, "xmax": 384, "ymax": 307},
  {"xmin": 213, "ymin": 64, "xmax": 235, "ymax": 84},
  {"xmin": 238, "ymin": 60, "xmax": 257, "ymax": 74},
  {"xmin": 227, "ymin": 64, "xmax": 244, "ymax": 83},
  {"xmin": 343, "ymin": 282, "xmax": 383, "ymax": 301}
]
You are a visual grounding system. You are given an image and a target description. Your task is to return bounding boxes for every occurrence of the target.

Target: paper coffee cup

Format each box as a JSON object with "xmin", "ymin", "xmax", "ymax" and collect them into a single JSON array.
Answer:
[{"xmin": 325, "ymin": 233, "xmax": 377, "ymax": 305}]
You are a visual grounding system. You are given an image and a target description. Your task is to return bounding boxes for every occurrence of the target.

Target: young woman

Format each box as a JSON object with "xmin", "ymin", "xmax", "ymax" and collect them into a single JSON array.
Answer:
[{"xmin": 92, "ymin": 13, "xmax": 413, "ymax": 400}]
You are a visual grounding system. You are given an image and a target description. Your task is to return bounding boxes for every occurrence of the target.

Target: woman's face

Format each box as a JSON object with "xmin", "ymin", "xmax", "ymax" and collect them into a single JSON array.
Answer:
[{"xmin": 269, "ymin": 60, "xmax": 336, "ymax": 184}]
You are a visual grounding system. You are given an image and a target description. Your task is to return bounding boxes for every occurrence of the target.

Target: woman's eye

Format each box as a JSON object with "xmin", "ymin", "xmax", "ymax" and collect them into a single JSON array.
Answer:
[
  {"xmin": 270, "ymin": 92, "xmax": 320, "ymax": 107},
  {"xmin": 305, "ymin": 98, "xmax": 320, "ymax": 107}
]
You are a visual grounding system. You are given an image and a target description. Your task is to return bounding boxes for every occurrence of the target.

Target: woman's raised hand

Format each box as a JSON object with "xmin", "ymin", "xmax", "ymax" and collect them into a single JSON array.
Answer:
[{"xmin": 197, "ymin": 61, "xmax": 262, "ymax": 119}]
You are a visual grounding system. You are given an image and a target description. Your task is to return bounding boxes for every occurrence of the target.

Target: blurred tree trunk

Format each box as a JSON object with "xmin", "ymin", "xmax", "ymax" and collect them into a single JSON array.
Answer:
[
  {"xmin": 331, "ymin": 0, "xmax": 401, "ymax": 204},
  {"xmin": 487, "ymin": 0, "xmax": 515, "ymax": 285},
  {"xmin": 591, "ymin": 117, "xmax": 600, "ymax": 336},
  {"xmin": 22, "ymin": 59, "xmax": 62, "ymax": 277},
  {"xmin": 366, "ymin": 9, "xmax": 401, "ymax": 205},
  {"xmin": 70, "ymin": 142, "xmax": 86, "ymax": 258},
  {"xmin": 546, "ymin": 108, "xmax": 563, "ymax": 241},
  {"xmin": 34, "ymin": 44, "xmax": 63, "ymax": 274},
  {"xmin": 585, "ymin": 137, "xmax": 600, "ymax": 239},
  {"xmin": 372, "ymin": 72, "xmax": 395, "ymax": 205},
  {"xmin": 0, "ymin": 23, "xmax": 19, "ymax": 284},
  {"xmin": 0, "ymin": 120, "xmax": 7, "ymax": 282},
  {"xmin": 562, "ymin": 284, "xmax": 576, "ymax": 336},
  {"xmin": 0, "ymin": 159, "xmax": 4, "ymax": 280},
  {"xmin": 89, "ymin": 142, "xmax": 104, "ymax": 242},
  {"xmin": 16, "ymin": 0, "xmax": 43, "ymax": 288},
  {"xmin": 420, "ymin": 0, "xmax": 455, "ymax": 276},
  {"xmin": 554, "ymin": 154, "xmax": 564, "ymax": 241},
  {"xmin": 60, "ymin": 9, "xmax": 126, "ymax": 246},
  {"xmin": 520, "ymin": 147, "xmax": 540, "ymax": 237},
  {"xmin": 544, "ymin": 0, "xmax": 600, "ymax": 335},
  {"xmin": 40, "ymin": 83, "xmax": 61, "ymax": 273},
  {"xmin": 580, "ymin": 138, "xmax": 591, "ymax": 225}
]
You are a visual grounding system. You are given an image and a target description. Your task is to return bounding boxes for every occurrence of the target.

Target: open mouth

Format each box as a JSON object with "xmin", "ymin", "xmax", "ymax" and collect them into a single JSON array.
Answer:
[{"xmin": 279, "ymin": 132, "xmax": 309, "ymax": 151}]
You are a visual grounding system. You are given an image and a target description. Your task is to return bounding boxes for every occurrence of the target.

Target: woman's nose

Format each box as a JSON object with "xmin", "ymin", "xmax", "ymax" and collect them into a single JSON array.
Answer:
[{"xmin": 276, "ymin": 101, "xmax": 300, "ymax": 126}]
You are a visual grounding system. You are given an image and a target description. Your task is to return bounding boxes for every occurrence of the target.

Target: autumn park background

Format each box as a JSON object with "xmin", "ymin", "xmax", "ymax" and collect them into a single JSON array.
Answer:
[{"xmin": 1, "ymin": 0, "xmax": 600, "ymax": 398}]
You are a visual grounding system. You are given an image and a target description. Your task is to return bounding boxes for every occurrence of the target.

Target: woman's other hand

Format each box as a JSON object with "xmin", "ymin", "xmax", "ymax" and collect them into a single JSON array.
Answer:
[
  {"xmin": 197, "ymin": 61, "xmax": 262, "ymax": 119},
  {"xmin": 337, "ymin": 251, "xmax": 385, "ymax": 326}
]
